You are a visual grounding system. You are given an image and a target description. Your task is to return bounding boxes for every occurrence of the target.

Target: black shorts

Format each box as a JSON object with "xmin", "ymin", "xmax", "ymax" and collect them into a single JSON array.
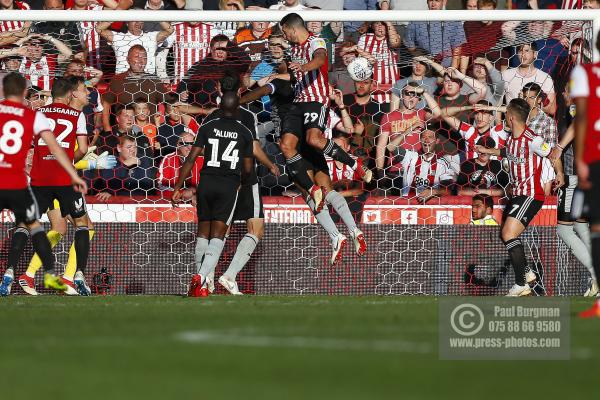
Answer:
[
  {"xmin": 586, "ymin": 162, "xmax": 600, "ymax": 225},
  {"xmin": 196, "ymin": 174, "xmax": 239, "ymax": 224},
  {"xmin": 32, "ymin": 185, "xmax": 87, "ymax": 219},
  {"xmin": 300, "ymin": 141, "xmax": 330, "ymax": 175},
  {"xmin": 0, "ymin": 187, "xmax": 41, "ymax": 225},
  {"xmin": 233, "ymin": 183, "xmax": 264, "ymax": 221},
  {"xmin": 281, "ymin": 102, "xmax": 328, "ymax": 140},
  {"xmin": 504, "ymin": 195, "xmax": 544, "ymax": 227},
  {"xmin": 557, "ymin": 174, "xmax": 578, "ymax": 222}
]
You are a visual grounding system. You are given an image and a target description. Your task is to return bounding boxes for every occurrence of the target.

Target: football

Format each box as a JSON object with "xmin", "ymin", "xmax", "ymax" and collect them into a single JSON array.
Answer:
[{"xmin": 347, "ymin": 57, "xmax": 373, "ymax": 81}]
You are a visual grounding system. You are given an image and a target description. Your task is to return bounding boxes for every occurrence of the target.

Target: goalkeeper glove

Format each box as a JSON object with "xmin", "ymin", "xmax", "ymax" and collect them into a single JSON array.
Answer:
[{"xmin": 87, "ymin": 151, "xmax": 118, "ymax": 170}]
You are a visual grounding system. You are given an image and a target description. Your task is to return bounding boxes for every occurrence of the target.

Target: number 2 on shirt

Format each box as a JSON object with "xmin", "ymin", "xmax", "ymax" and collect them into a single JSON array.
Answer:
[{"xmin": 37, "ymin": 118, "xmax": 73, "ymax": 148}]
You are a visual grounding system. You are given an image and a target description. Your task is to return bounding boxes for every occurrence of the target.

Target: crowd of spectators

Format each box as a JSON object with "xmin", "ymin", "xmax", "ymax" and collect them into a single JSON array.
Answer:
[{"xmin": 0, "ymin": 0, "xmax": 597, "ymax": 213}]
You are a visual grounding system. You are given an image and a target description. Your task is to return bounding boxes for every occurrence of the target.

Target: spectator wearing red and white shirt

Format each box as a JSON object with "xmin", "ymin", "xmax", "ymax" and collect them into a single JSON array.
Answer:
[
  {"xmin": 17, "ymin": 35, "xmax": 73, "ymax": 91},
  {"xmin": 0, "ymin": 0, "xmax": 31, "ymax": 46},
  {"xmin": 387, "ymin": 128, "xmax": 459, "ymax": 202},
  {"xmin": 440, "ymin": 100, "xmax": 508, "ymax": 160},
  {"xmin": 376, "ymin": 83, "xmax": 439, "ymax": 176},
  {"xmin": 357, "ymin": 21, "xmax": 401, "ymax": 103},
  {"xmin": 158, "ymin": 131, "xmax": 204, "ymax": 204},
  {"xmin": 165, "ymin": 22, "xmax": 216, "ymax": 83}
]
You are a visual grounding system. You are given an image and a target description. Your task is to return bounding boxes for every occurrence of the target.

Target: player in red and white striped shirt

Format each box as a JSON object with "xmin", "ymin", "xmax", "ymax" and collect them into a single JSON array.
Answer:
[
  {"xmin": 166, "ymin": 22, "xmax": 215, "ymax": 83},
  {"xmin": 279, "ymin": 13, "xmax": 371, "ymax": 217},
  {"xmin": 0, "ymin": 0, "xmax": 30, "ymax": 42},
  {"xmin": 476, "ymin": 98, "xmax": 556, "ymax": 297},
  {"xmin": 358, "ymin": 22, "xmax": 401, "ymax": 103}
]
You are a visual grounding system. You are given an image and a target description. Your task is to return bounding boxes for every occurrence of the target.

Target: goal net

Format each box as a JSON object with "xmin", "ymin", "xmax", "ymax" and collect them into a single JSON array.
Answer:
[{"xmin": 0, "ymin": 9, "xmax": 596, "ymax": 296}]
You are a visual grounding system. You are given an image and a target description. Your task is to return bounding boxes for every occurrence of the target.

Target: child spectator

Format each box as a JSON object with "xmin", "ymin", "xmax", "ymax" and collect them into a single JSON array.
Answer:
[{"xmin": 133, "ymin": 97, "xmax": 160, "ymax": 153}]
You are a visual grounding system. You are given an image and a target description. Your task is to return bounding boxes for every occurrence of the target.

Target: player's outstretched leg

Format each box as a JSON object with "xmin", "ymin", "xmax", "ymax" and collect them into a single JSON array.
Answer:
[
  {"xmin": 323, "ymin": 189, "xmax": 367, "ymax": 257},
  {"xmin": 72, "ymin": 223, "xmax": 91, "ymax": 296},
  {"xmin": 557, "ymin": 223, "xmax": 597, "ymax": 296},
  {"xmin": 63, "ymin": 227, "xmax": 96, "ymax": 295},
  {"xmin": 579, "ymin": 228, "xmax": 600, "ymax": 318},
  {"xmin": 20, "ymin": 229, "xmax": 63, "ymax": 295},
  {"xmin": 221, "ymin": 232, "xmax": 259, "ymax": 295},
  {"xmin": 502, "ymin": 217, "xmax": 531, "ymax": 296},
  {"xmin": 26, "ymin": 224, "xmax": 67, "ymax": 292},
  {"xmin": 0, "ymin": 226, "xmax": 29, "ymax": 297},
  {"xmin": 22, "ymin": 207, "xmax": 67, "ymax": 295},
  {"xmin": 306, "ymin": 196, "xmax": 347, "ymax": 265}
]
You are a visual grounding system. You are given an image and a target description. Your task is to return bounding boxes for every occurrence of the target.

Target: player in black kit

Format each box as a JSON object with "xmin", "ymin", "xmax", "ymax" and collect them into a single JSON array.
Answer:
[
  {"xmin": 198, "ymin": 71, "xmax": 280, "ymax": 295},
  {"xmin": 241, "ymin": 76, "xmax": 367, "ymax": 265},
  {"xmin": 172, "ymin": 92, "xmax": 254, "ymax": 298}
]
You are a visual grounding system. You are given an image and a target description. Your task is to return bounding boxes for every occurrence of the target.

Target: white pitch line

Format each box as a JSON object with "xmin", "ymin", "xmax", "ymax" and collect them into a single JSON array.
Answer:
[{"xmin": 174, "ymin": 331, "xmax": 432, "ymax": 354}]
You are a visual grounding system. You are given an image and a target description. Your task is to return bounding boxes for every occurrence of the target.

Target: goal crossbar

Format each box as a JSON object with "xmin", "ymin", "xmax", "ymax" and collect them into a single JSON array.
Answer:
[{"xmin": 0, "ymin": 9, "xmax": 598, "ymax": 22}]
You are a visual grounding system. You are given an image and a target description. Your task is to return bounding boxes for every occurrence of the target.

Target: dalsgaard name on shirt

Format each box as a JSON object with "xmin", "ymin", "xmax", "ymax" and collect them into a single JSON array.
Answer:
[
  {"xmin": 213, "ymin": 128, "xmax": 238, "ymax": 139},
  {"xmin": 38, "ymin": 107, "xmax": 79, "ymax": 116},
  {"xmin": 0, "ymin": 104, "xmax": 24, "ymax": 117}
]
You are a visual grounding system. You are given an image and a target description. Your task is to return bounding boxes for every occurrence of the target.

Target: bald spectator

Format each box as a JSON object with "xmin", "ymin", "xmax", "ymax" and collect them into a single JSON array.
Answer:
[
  {"xmin": 97, "ymin": 20, "xmax": 173, "ymax": 75},
  {"xmin": 404, "ymin": 0, "xmax": 467, "ymax": 68},
  {"xmin": 102, "ymin": 45, "xmax": 168, "ymax": 133},
  {"xmin": 158, "ymin": 131, "xmax": 204, "ymax": 204}
]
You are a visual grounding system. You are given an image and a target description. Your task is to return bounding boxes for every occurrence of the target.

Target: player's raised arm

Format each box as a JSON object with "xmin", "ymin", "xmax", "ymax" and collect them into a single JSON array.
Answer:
[
  {"xmin": 38, "ymin": 127, "xmax": 87, "ymax": 194},
  {"xmin": 292, "ymin": 47, "xmax": 327, "ymax": 73},
  {"xmin": 240, "ymin": 85, "xmax": 273, "ymax": 105},
  {"xmin": 253, "ymin": 141, "xmax": 280, "ymax": 177}
]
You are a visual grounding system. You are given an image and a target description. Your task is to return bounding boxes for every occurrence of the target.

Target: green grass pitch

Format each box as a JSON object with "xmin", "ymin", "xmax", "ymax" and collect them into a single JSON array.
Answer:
[{"xmin": 1, "ymin": 296, "xmax": 598, "ymax": 399}]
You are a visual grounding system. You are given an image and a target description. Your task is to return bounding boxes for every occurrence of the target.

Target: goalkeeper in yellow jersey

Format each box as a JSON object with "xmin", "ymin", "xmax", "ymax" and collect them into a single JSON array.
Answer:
[{"xmin": 470, "ymin": 194, "xmax": 499, "ymax": 226}]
